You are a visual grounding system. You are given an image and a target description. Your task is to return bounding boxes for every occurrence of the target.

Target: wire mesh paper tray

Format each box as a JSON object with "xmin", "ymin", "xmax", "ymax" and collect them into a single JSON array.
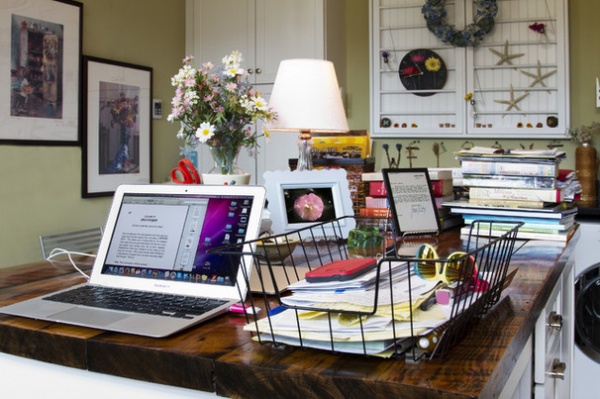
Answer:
[{"xmin": 220, "ymin": 217, "xmax": 522, "ymax": 361}]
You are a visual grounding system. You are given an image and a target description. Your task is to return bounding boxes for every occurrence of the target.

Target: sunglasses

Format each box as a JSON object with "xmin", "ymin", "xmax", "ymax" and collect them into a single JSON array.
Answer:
[{"xmin": 414, "ymin": 244, "xmax": 488, "ymax": 292}]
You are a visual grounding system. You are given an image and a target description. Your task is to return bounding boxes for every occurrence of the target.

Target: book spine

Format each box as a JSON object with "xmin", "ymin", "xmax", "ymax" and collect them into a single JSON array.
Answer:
[
  {"xmin": 462, "ymin": 174, "xmax": 557, "ymax": 189},
  {"xmin": 430, "ymin": 179, "xmax": 453, "ymax": 197},
  {"xmin": 369, "ymin": 181, "xmax": 387, "ymax": 197},
  {"xmin": 359, "ymin": 207, "xmax": 390, "ymax": 217},
  {"xmin": 468, "ymin": 187, "xmax": 563, "ymax": 202},
  {"xmin": 361, "ymin": 171, "xmax": 383, "ymax": 181},
  {"xmin": 460, "ymin": 160, "xmax": 558, "ymax": 177},
  {"xmin": 467, "ymin": 198, "xmax": 548, "ymax": 208},
  {"xmin": 365, "ymin": 196, "xmax": 388, "ymax": 208},
  {"xmin": 427, "ymin": 169, "xmax": 453, "ymax": 180},
  {"xmin": 461, "ymin": 214, "xmax": 572, "ymax": 225},
  {"xmin": 461, "ymin": 225, "xmax": 574, "ymax": 242}
]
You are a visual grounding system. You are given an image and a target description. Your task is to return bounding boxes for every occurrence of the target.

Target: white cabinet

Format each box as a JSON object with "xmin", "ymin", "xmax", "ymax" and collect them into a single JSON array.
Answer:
[
  {"xmin": 533, "ymin": 246, "xmax": 574, "ymax": 398},
  {"xmin": 185, "ymin": 0, "xmax": 340, "ymax": 184},
  {"xmin": 369, "ymin": 0, "xmax": 569, "ymax": 139}
]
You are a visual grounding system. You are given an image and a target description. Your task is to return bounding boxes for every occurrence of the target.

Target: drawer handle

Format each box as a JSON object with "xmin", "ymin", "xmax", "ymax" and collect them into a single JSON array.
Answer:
[
  {"xmin": 547, "ymin": 311, "xmax": 563, "ymax": 332},
  {"xmin": 548, "ymin": 359, "xmax": 566, "ymax": 380}
]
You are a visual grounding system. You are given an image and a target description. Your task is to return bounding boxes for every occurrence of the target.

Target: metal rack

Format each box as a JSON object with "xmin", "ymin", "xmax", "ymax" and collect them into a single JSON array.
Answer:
[{"xmin": 221, "ymin": 216, "xmax": 522, "ymax": 361}]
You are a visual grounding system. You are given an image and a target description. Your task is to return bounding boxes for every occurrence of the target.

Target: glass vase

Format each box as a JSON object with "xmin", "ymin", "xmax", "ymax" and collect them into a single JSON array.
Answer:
[
  {"xmin": 202, "ymin": 144, "xmax": 251, "ymax": 185},
  {"xmin": 208, "ymin": 144, "xmax": 244, "ymax": 175}
]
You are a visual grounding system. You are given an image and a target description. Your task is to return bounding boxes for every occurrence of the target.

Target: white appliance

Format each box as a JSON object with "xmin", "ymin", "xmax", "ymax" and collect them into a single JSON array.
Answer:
[{"xmin": 573, "ymin": 220, "xmax": 600, "ymax": 399}]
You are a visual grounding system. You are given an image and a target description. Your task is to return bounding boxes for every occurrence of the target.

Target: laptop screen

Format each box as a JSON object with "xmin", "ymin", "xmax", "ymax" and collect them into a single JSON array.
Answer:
[{"xmin": 101, "ymin": 192, "xmax": 254, "ymax": 287}]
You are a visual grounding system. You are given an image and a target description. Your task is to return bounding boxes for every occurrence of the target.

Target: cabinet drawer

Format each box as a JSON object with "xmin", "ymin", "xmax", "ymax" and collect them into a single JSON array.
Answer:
[{"xmin": 534, "ymin": 280, "xmax": 565, "ymax": 385}]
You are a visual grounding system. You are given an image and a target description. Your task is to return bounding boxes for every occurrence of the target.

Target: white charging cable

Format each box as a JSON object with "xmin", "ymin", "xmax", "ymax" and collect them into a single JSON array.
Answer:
[{"xmin": 46, "ymin": 248, "xmax": 94, "ymax": 281}]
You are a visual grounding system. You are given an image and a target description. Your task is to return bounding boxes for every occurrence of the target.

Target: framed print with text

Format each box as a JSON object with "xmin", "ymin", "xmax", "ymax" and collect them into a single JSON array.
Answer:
[
  {"xmin": 82, "ymin": 56, "xmax": 152, "ymax": 197},
  {"xmin": 1, "ymin": 0, "xmax": 82, "ymax": 145}
]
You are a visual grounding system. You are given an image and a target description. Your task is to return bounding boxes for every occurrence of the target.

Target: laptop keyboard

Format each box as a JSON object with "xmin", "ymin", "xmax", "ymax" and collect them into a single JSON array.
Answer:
[{"xmin": 44, "ymin": 285, "xmax": 228, "ymax": 319}]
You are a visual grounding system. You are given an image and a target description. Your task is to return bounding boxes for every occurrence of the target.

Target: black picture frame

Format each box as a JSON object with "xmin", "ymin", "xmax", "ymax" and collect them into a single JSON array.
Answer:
[
  {"xmin": 382, "ymin": 168, "xmax": 440, "ymax": 236},
  {"xmin": 82, "ymin": 56, "xmax": 152, "ymax": 197},
  {"xmin": 1, "ymin": 0, "xmax": 82, "ymax": 145}
]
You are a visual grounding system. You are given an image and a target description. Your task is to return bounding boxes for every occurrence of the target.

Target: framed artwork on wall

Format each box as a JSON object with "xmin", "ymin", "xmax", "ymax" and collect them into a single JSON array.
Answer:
[
  {"xmin": 263, "ymin": 169, "xmax": 356, "ymax": 238},
  {"xmin": 82, "ymin": 56, "xmax": 152, "ymax": 197},
  {"xmin": 0, "ymin": 0, "xmax": 82, "ymax": 145}
]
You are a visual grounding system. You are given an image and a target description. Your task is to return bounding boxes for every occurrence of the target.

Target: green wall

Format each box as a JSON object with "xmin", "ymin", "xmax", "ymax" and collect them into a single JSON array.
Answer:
[
  {"xmin": 0, "ymin": 0, "xmax": 597, "ymax": 268},
  {"xmin": 0, "ymin": 0, "xmax": 185, "ymax": 268}
]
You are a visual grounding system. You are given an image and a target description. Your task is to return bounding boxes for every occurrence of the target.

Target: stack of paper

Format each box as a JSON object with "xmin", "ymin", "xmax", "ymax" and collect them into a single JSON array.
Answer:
[{"xmin": 244, "ymin": 260, "xmax": 452, "ymax": 357}]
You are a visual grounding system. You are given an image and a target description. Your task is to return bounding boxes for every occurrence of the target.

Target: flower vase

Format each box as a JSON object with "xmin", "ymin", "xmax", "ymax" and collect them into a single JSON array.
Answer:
[
  {"xmin": 576, "ymin": 142, "xmax": 598, "ymax": 203},
  {"xmin": 201, "ymin": 145, "xmax": 250, "ymax": 185}
]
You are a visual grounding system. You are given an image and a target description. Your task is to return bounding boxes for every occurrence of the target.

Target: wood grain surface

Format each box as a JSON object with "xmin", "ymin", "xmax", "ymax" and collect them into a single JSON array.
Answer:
[{"xmin": 0, "ymin": 228, "xmax": 577, "ymax": 398}]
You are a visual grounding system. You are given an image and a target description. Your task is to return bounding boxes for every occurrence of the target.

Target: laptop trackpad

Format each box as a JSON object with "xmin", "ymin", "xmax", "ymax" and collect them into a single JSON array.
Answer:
[{"xmin": 51, "ymin": 307, "xmax": 129, "ymax": 327}]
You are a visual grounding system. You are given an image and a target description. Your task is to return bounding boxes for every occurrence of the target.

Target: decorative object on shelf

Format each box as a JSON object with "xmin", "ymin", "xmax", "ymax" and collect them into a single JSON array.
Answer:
[
  {"xmin": 167, "ymin": 51, "xmax": 274, "ymax": 183},
  {"xmin": 406, "ymin": 140, "xmax": 420, "ymax": 168},
  {"xmin": 267, "ymin": 59, "xmax": 349, "ymax": 171},
  {"xmin": 570, "ymin": 122, "xmax": 600, "ymax": 202},
  {"xmin": 421, "ymin": 0, "xmax": 498, "ymax": 47},
  {"xmin": 383, "ymin": 143, "xmax": 402, "ymax": 168},
  {"xmin": 399, "ymin": 49, "xmax": 447, "ymax": 96},
  {"xmin": 432, "ymin": 142, "xmax": 446, "ymax": 167},
  {"xmin": 490, "ymin": 40, "xmax": 525, "ymax": 66},
  {"xmin": 529, "ymin": 22, "xmax": 549, "ymax": 43},
  {"xmin": 547, "ymin": 116, "xmax": 559, "ymax": 128},
  {"xmin": 520, "ymin": 60, "xmax": 556, "ymax": 93},
  {"xmin": 381, "ymin": 50, "xmax": 391, "ymax": 68},
  {"xmin": 465, "ymin": 92, "xmax": 478, "ymax": 118},
  {"xmin": 494, "ymin": 85, "xmax": 529, "ymax": 112},
  {"xmin": 462, "ymin": 140, "xmax": 475, "ymax": 150}
]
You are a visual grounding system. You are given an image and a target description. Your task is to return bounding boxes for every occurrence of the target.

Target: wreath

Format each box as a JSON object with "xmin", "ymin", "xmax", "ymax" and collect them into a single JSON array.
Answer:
[{"xmin": 422, "ymin": 0, "xmax": 498, "ymax": 47}]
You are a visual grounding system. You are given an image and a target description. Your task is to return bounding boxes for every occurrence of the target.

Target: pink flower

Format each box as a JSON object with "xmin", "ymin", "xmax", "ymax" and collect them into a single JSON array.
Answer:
[
  {"xmin": 411, "ymin": 53, "xmax": 425, "ymax": 63},
  {"xmin": 293, "ymin": 193, "xmax": 324, "ymax": 221}
]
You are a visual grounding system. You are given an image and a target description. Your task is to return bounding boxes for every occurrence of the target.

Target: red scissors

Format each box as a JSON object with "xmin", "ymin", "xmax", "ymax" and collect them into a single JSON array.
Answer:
[{"xmin": 170, "ymin": 158, "xmax": 201, "ymax": 184}]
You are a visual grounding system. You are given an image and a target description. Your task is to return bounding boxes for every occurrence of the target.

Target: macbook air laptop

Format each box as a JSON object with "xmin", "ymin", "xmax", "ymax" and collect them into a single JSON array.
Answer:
[{"xmin": 0, "ymin": 183, "xmax": 266, "ymax": 338}]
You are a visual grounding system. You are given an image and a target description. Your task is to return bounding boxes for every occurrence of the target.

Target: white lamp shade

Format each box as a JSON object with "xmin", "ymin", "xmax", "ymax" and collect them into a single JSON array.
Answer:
[{"xmin": 267, "ymin": 59, "xmax": 349, "ymax": 133}]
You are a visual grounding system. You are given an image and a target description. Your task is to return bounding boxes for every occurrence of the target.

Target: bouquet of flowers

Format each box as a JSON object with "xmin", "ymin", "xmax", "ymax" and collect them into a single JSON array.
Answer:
[{"xmin": 167, "ymin": 51, "xmax": 275, "ymax": 174}]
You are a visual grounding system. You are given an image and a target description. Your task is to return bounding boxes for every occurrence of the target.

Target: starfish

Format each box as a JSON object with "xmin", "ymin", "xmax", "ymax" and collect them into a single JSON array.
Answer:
[
  {"xmin": 494, "ymin": 85, "xmax": 529, "ymax": 112},
  {"xmin": 490, "ymin": 40, "xmax": 525, "ymax": 66},
  {"xmin": 520, "ymin": 60, "xmax": 557, "ymax": 92}
]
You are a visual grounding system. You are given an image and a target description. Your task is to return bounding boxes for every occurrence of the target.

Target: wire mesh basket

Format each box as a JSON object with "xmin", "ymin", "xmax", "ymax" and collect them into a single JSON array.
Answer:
[{"xmin": 220, "ymin": 216, "xmax": 522, "ymax": 361}]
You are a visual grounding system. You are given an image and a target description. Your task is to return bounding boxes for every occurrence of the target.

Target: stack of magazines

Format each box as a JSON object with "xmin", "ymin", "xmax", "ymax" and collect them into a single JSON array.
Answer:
[{"xmin": 443, "ymin": 147, "xmax": 578, "ymax": 242}]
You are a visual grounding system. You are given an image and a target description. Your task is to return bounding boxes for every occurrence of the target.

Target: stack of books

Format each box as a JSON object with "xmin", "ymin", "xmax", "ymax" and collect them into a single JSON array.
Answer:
[
  {"xmin": 360, "ymin": 168, "xmax": 463, "ymax": 231},
  {"xmin": 444, "ymin": 147, "xmax": 578, "ymax": 242}
]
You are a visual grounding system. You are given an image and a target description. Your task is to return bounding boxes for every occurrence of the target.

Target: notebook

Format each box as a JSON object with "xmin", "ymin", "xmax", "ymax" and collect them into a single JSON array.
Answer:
[{"xmin": 0, "ymin": 183, "xmax": 266, "ymax": 338}]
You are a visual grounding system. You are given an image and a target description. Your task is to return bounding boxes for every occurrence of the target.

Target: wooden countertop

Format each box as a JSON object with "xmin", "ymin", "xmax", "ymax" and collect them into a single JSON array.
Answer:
[{"xmin": 0, "ymin": 228, "xmax": 577, "ymax": 398}]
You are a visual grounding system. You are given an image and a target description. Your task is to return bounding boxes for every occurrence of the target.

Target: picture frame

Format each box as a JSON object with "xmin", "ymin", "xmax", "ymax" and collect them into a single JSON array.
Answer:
[
  {"xmin": 82, "ymin": 56, "xmax": 152, "ymax": 197},
  {"xmin": 1, "ymin": 0, "xmax": 82, "ymax": 145},
  {"xmin": 381, "ymin": 168, "xmax": 440, "ymax": 236},
  {"xmin": 263, "ymin": 169, "xmax": 356, "ymax": 237}
]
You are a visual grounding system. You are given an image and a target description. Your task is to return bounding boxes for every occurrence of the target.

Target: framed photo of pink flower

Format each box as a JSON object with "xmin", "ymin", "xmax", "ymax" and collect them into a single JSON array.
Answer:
[{"xmin": 263, "ymin": 169, "xmax": 355, "ymax": 238}]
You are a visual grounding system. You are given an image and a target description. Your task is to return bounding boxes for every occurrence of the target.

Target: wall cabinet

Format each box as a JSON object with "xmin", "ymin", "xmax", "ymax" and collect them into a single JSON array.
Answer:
[
  {"xmin": 185, "ymin": 0, "xmax": 343, "ymax": 184},
  {"xmin": 369, "ymin": 0, "xmax": 569, "ymax": 139}
]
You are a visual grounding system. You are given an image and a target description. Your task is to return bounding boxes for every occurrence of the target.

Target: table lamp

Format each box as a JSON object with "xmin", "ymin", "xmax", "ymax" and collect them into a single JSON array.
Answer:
[{"xmin": 267, "ymin": 59, "xmax": 349, "ymax": 171}]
